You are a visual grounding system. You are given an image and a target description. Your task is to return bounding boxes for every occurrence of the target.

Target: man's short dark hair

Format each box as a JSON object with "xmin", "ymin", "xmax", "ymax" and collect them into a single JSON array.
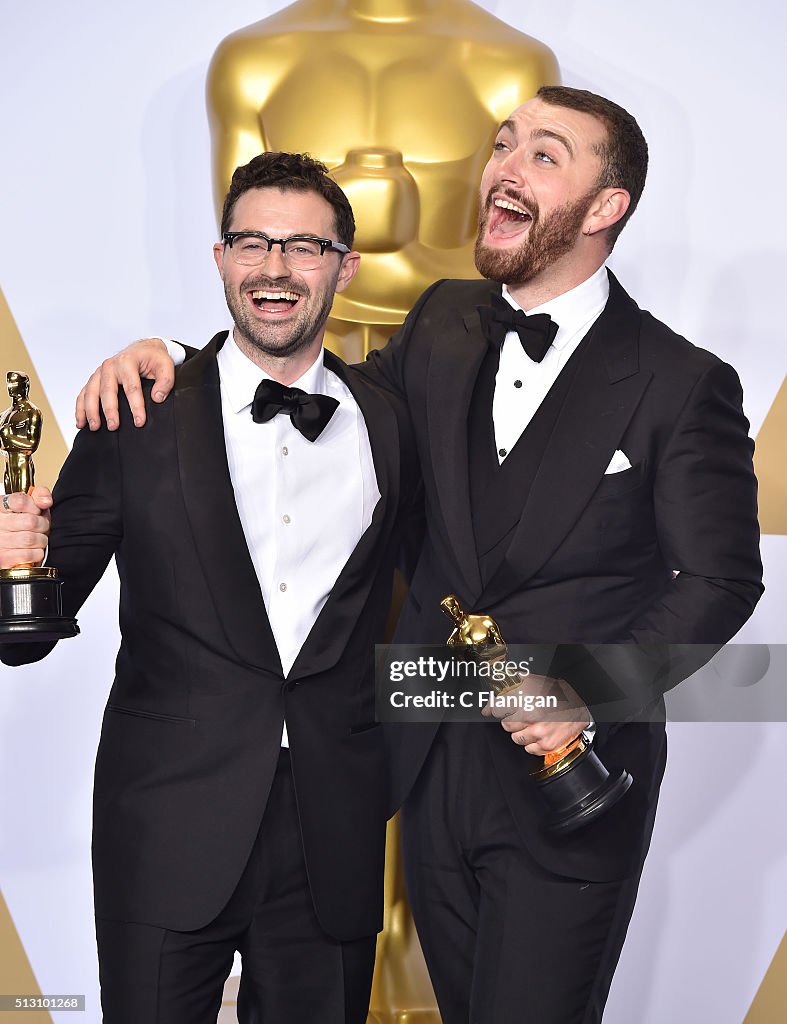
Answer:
[
  {"xmin": 220, "ymin": 152, "xmax": 356, "ymax": 247},
  {"xmin": 536, "ymin": 86, "xmax": 648, "ymax": 250}
]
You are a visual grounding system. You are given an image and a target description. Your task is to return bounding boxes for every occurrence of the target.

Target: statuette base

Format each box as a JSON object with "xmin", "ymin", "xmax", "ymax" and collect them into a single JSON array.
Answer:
[
  {"xmin": 536, "ymin": 743, "xmax": 633, "ymax": 834},
  {"xmin": 0, "ymin": 571, "xmax": 79, "ymax": 642}
]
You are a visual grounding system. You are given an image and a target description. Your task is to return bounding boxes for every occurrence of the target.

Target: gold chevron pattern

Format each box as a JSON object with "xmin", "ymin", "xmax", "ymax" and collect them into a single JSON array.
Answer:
[
  {"xmin": 0, "ymin": 891, "xmax": 52, "ymax": 1024},
  {"xmin": 0, "ymin": 287, "xmax": 68, "ymax": 483},
  {"xmin": 754, "ymin": 378, "xmax": 787, "ymax": 535},
  {"xmin": 743, "ymin": 930, "xmax": 787, "ymax": 1022}
]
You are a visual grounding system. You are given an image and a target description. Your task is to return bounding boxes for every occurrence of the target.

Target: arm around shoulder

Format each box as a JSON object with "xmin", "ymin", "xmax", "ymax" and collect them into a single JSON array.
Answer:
[
  {"xmin": 76, "ymin": 336, "xmax": 199, "ymax": 431},
  {"xmin": 360, "ymin": 279, "xmax": 447, "ymax": 397}
]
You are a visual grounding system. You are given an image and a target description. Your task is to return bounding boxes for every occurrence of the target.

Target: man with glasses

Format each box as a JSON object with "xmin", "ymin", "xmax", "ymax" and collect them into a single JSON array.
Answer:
[{"xmin": 0, "ymin": 152, "xmax": 420, "ymax": 1024}]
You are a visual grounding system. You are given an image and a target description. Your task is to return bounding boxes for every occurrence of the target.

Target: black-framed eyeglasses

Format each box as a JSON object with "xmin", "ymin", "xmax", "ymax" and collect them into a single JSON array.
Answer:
[{"xmin": 222, "ymin": 231, "xmax": 351, "ymax": 270}]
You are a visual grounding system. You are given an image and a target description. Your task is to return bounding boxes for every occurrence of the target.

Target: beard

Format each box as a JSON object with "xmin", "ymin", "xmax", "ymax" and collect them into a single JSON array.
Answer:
[
  {"xmin": 474, "ymin": 186, "xmax": 599, "ymax": 286},
  {"xmin": 224, "ymin": 273, "xmax": 336, "ymax": 360}
]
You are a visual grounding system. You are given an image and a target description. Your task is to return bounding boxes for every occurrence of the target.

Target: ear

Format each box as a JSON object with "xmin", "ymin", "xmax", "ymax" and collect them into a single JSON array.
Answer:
[
  {"xmin": 213, "ymin": 241, "xmax": 226, "ymax": 276},
  {"xmin": 334, "ymin": 251, "xmax": 361, "ymax": 294},
  {"xmin": 584, "ymin": 188, "xmax": 630, "ymax": 237}
]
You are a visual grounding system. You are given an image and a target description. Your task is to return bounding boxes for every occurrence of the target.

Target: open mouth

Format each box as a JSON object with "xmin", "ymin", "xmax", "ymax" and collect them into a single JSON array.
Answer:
[
  {"xmin": 247, "ymin": 289, "xmax": 303, "ymax": 316},
  {"xmin": 485, "ymin": 195, "xmax": 534, "ymax": 240}
]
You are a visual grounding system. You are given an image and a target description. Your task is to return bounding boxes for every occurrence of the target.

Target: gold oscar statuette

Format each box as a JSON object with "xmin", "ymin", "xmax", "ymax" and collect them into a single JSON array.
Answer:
[
  {"xmin": 441, "ymin": 595, "xmax": 632, "ymax": 833},
  {"xmin": 0, "ymin": 371, "xmax": 79, "ymax": 641}
]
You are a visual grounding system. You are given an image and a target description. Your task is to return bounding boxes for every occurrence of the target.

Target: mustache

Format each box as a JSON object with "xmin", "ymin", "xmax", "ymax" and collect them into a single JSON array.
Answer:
[
  {"xmin": 482, "ymin": 185, "xmax": 540, "ymax": 220},
  {"xmin": 242, "ymin": 275, "xmax": 308, "ymax": 296}
]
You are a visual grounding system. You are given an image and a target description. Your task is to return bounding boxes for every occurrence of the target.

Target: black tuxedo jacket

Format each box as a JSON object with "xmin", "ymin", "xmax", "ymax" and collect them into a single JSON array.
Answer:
[
  {"xmin": 2, "ymin": 334, "xmax": 420, "ymax": 939},
  {"xmin": 365, "ymin": 271, "xmax": 763, "ymax": 881}
]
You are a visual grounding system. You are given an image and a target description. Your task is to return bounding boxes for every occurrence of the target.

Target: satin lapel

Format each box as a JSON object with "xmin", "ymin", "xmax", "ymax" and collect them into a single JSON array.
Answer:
[
  {"xmin": 174, "ymin": 333, "xmax": 281, "ymax": 672},
  {"xmin": 481, "ymin": 273, "xmax": 654, "ymax": 607},
  {"xmin": 427, "ymin": 296, "xmax": 494, "ymax": 599},
  {"xmin": 289, "ymin": 353, "xmax": 400, "ymax": 680}
]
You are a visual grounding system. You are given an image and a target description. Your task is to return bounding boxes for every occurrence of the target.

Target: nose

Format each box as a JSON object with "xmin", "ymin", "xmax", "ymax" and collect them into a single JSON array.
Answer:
[
  {"xmin": 262, "ymin": 245, "xmax": 291, "ymax": 278},
  {"xmin": 497, "ymin": 146, "xmax": 524, "ymax": 187}
]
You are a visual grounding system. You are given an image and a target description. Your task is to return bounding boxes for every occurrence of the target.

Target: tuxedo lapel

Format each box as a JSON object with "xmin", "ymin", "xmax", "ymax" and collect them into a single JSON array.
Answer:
[
  {"xmin": 289, "ymin": 354, "xmax": 400, "ymax": 680},
  {"xmin": 481, "ymin": 273, "xmax": 654, "ymax": 607},
  {"xmin": 427, "ymin": 293, "xmax": 496, "ymax": 598},
  {"xmin": 174, "ymin": 333, "xmax": 282, "ymax": 672}
]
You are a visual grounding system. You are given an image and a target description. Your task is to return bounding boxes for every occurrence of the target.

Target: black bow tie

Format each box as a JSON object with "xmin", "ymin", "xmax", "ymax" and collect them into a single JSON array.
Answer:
[
  {"xmin": 478, "ymin": 293, "xmax": 559, "ymax": 363},
  {"xmin": 251, "ymin": 378, "xmax": 339, "ymax": 442}
]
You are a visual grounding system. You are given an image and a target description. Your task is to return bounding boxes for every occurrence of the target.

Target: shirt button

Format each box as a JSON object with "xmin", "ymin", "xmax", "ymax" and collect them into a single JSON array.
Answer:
[
  {"xmin": 282, "ymin": 514, "xmax": 291, "ymax": 524},
  {"xmin": 498, "ymin": 448, "xmax": 507, "ymax": 457},
  {"xmin": 281, "ymin": 446, "xmax": 289, "ymax": 456},
  {"xmin": 514, "ymin": 380, "xmax": 523, "ymax": 388},
  {"xmin": 279, "ymin": 582, "xmax": 287, "ymax": 593}
]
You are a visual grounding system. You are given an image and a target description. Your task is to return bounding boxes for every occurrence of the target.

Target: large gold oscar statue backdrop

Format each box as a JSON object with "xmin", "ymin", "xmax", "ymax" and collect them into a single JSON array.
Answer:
[
  {"xmin": 208, "ymin": 3, "xmax": 559, "ymax": 1021},
  {"xmin": 207, "ymin": 0, "xmax": 559, "ymax": 361}
]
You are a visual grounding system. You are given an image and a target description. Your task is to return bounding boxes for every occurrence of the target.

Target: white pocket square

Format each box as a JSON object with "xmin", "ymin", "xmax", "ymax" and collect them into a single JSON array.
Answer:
[{"xmin": 604, "ymin": 449, "xmax": 632, "ymax": 474}]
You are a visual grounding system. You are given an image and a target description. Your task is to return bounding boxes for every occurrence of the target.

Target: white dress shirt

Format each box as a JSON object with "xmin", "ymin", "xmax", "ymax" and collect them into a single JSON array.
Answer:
[
  {"xmin": 213, "ymin": 332, "xmax": 380, "ymax": 744},
  {"xmin": 492, "ymin": 265, "xmax": 610, "ymax": 462}
]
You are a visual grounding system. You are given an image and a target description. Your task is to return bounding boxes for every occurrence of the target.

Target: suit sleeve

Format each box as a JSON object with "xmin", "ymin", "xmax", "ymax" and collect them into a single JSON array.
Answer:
[
  {"xmin": 359, "ymin": 284, "xmax": 445, "ymax": 582},
  {"xmin": 627, "ymin": 358, "xmax": 763, "ymax": 646},
  {"xmin": 358, "ymin": 279, "xmax": 446, "ymax": 397},
  {"xmin": 585, "ymin": 359, "xmax": 763, "ymax": 722},
  {"xmin": 0, "ymin": 418, "xmax": 123, "ymax": 666}
]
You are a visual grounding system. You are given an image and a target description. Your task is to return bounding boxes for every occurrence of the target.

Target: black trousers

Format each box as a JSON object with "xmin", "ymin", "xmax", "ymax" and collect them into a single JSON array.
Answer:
[
  {"xmin": 402, "ymin": 724, "xmax": 644, "ymax": 1024},
  {"xmin": 96, "ymin": 750, "xmax": 376, "ymax": 1024}
]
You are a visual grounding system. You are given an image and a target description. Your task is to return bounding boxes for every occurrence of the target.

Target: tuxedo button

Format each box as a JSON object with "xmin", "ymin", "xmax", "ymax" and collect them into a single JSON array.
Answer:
[
  {"xmin": 514, "ymin": 379, "xmax": 523, "ymax": 388},
  {"xmin": 498, "ymin": 448, "xmax": 507, "ymax": 457},
  {"xmin": 281, "ymin": 446, "xmax": 289, "ymax": 456},
  {"xmin": 282, "ymin": 514, "xmax": 291, "ymax": 524},
  {"xmin": 279, "ymin": 582, "xmax": 287, "ymax": 592}
]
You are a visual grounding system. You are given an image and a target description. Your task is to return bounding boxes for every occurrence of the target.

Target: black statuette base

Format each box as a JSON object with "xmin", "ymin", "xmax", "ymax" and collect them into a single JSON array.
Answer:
[
  {"xmin": 0, "ymin": 575, "xmax": 79, "ymax": 642},
  {"xmin": 536, "ymin": 745, "xmax": 633, "ymax": 834}
]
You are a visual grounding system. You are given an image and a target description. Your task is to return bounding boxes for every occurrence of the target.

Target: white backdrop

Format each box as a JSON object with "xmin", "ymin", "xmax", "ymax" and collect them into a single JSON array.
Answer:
[{"xmin": 1, "ymin": 2, "xmax": 785, "ymax": 1022}]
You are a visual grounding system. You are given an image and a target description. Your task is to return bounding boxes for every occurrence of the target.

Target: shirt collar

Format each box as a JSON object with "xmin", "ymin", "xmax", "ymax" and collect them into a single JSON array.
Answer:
[
  {"xmin": 502, "ymin": 265, "xmax": 610, "ymax": 351},
  {"xmin": 217, "ymin": 328, "xmax": 327, "ymax": 415}
]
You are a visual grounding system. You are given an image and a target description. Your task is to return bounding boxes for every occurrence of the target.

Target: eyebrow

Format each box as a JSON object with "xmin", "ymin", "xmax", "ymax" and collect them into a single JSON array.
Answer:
[
  {"xmin": 496, "ymin": 119, "xmax": 575, "ymax": 159},
  {"xmin": 531, "ymin": 127, "xmax": 574, "ymax": 158}
]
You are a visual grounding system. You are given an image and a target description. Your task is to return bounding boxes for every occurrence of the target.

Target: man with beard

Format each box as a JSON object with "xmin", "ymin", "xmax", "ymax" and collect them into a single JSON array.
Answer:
[
  {"xmin": 71, "ymin": 87, "xmax": 762, "ymax": 1023},
  {"xmin": 0, "ymin": 152, "xmax": 421, "ymax": 1023},
  {"xmin": 362, "ymin": 87, "xmax": 760, "ymax": 1023}
]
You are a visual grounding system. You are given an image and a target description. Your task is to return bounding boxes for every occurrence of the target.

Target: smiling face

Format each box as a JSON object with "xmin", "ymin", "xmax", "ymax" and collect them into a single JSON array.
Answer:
[
  {"xmin": 474, "ymin": 97, "xmax": 624, "ymax": 292},
  {"xmin": 213, "ymin": 186, "xmax": 359, "ymax": 371}
]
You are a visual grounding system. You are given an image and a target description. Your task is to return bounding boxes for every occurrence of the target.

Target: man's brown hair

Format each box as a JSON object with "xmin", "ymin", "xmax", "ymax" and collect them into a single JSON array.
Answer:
[{"xmin": 220, "ymin": 152, "xmax": 355, "ymax": 247}]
